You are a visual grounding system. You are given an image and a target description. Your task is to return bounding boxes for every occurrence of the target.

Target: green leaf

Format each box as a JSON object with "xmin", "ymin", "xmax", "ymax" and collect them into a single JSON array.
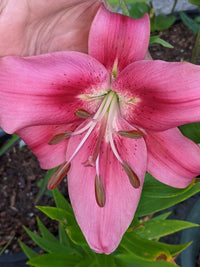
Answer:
[
  {"xmin": 66, "ymin": 224, "xmax": 88, "ymax": 246},
  {"xmin": 136, "ymin": 181, "xmax": 200, "ymax": 217},
  {"xmin": 35, "ymin": 168, "xmax": 57, "ymax": 203},
  {"xmin": 0, "ymin": 134, "xmax": 20, "ymax": 156},
  {"xmin": 141, "ymin": 173, "xmax": 193, "ymax": 199},
  {"xmin": 113, "ymin": 258, "xmax": 130, "ymax": 267},
  {"xmin": 108, "ymin": 0, "xmax": 151, "ymax": 6},
  {"xmin": 150, "ymin": 36, "xmax": 174, "ymax": 48},
  {"xmin": 128, "ymin": 216, "xmax": 141, "ymax": 229},
  {"xmin": 36, "ymin": 206, "xmax": 87, "ymax": 245},
  {"xmin": 129, "ymin": 2, "xmax": 150, "ymax": 18},
  {"xmin": 133, "ymin": 220, "xmax": 198, "ymax": 240},
  {"xmin": 179, "ymin": 122, "xmax": 200, "ymax": 143},
  {"xmin": 75, "ymin": 255, "xmax": 118, "ymax": 267},
  {"xmin": 163, "ymin": 242, "xmax": 191, "ymax": 256},
  {"xmin": 18, "ymin": 240, "xmax": 38, "ymax": 260},
  {"xmin": 189, "ymin": 0, "xmax": 200, "ymax": 6},
  {"xmin": 121, "ymin": 232, "xmax": 172, "ymax": 261},
  {"xmin": 128, "ymin": 212, "xmax": 171, "ymax": 232},
  {"xmin": 36, "ymin": 206, "xmax": 75, "ymax": 225},
  {"xmin": 121, "ymin": 232, "xmax": 191, "ymax": 265},
  {"xmin": 59, "ymin": 223, "xmax": 71, "ymax": 246},
  {"xmin": 151, "ymin": 14, "xmax": 176, "ymax": 32},
  {"xmin": 150, "ymin": 212, "xmax": 171, "ymax": 221},
  {"xmin": 195, "ymin": 16, "xmax": 200, "ymax": 23},
  {"xmin": 27, "ymin": 253, "xmax": 82, "ymax": 267},
  {"xmin": 95, "ymin": 254, "xmax": 116, "ymax": 267},
  {"xmin": 23, "ymin": 226, "xmax": 74, "ymax": 254},
  {"xmin": 53, "ymin": 188, "xmax": 73, "ymax": 211},
  {"xmin": 116, "ymin": 254, "xmax": 177, "ymax": 267},
  {"xmin": 117, "ymin": 255, "xmax": 176, "ymax": 267},
  {"xmin": 36, "ymin": 217, "xmax": 59, "ymax": 243},
  {"xmin": 75, "ymin": 259, "xmax": 96, "ymax": 267},
  {"xmin": 179, "ymin": 12, "xmax": 200, "ymax": 34}
]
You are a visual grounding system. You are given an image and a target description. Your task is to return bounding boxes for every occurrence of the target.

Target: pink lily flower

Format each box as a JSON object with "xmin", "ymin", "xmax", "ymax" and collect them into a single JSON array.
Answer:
[{"xmin": 1, "ymin": 5, "xmax": 200, "ymax": 254}]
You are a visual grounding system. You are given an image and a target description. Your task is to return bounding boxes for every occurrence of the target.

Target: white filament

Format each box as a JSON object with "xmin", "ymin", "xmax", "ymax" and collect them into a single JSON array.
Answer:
[
  {"xmin": 67, "ymin": 91, "xmax": 116, "ymax": 163},
  {"xmin": 107, "ymin": 95, "xmax": 123, "ymax": 164},
  {"xmin": 96, "ymin": 155, "xmax": 100, "ymax": 176}
]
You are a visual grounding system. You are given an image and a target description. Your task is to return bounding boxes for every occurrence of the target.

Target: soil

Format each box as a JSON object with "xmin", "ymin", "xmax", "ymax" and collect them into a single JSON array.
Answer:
[
  {"xmin": 0, "ymin": 143, "xmax": 68, "ymax": 254},
  {"xmin": 0, "ymin": 20, "xmax": 200, "ymax": 260},
  {"xmin": 150, "ymin": 22, "xmax": 200, "ymax": 63}
]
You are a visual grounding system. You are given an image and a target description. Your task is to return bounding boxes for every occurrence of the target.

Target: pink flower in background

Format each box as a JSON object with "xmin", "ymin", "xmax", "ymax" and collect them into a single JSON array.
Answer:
[{"xmin": 1, "ymin": 5, "xmax": 200, "ymax": 254}]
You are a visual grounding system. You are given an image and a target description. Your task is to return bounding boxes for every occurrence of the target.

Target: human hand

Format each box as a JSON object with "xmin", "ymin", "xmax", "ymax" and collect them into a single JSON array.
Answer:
[{"xmin": 0, "ymin": 0, "xmax": 108, "ymax": 56}]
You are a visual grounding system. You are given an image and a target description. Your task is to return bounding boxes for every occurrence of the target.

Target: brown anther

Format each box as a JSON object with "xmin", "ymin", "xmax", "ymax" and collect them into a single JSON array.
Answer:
[
  {"xmin": 48, "ymin": 132, "xmax": 72, "ymax": 145},
  {"xmin": 117, "ymin": 130, "xmax": 143, "ymax": 139},
  {"xmin": 95, "ymin": 175, "xmax": 106, "ymax": 207},
  {"xmin": 47, "ymin": 162, "xmax": 71, "ymax": 190},
  {"xmin": 74, "ymin": 109, "xmax": 91, "ymax": 119},
  {"xmin": 122, "ymin": 161, "xmax": 140, "ymax": 188}
]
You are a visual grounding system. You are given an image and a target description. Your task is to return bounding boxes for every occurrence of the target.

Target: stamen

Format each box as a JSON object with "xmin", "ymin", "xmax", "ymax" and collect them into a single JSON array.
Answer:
[
  {"xmin": 122, "ymin": 161, "xmax": 140, "ymax": 188},
  {"xmin": 117, "ymin": 130, "xmax": 143, "ymax": 139},
  {"xmin": 71, "ymin": 93, "xmax": 111, "ymax": 139},
  {"xmin": 47, "ymin": 162, "xmax": 71, "ymax": 190},
  {"xmin": 74, "ymin": 109, "xmax": 91, "ymax": 119},
  {"xmin": 96, "ymin": 155, "xmax": 100, "ymax": 176},
  {"xmin": 67, "ymin": 92, "xmax": 115, "ymax": 163},
  {"xmin": 107, "ymin": 93, "xmax": 124, "ymax": 163},
  {"xmin": 97, "ymin": 91, "xmax": 116, "ymax": 121},
  {"xmin": 48, "ymin": 132, "xmax": 72, "ymax": 145},
  {"xmin": 109, "ymin": 130, "xmax": 123, "ymax": 163},
  {"xmin": 95, "ymin": 174, "xmax": 106, "ymax": 207},
  {"xmin": 83, "ymin": 115, "xmax": 107, "ymax": 167}
]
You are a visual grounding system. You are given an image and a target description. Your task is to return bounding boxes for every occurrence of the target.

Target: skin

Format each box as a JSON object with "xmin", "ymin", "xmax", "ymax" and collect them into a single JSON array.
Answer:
[{"xmin": 0, "ymin": 0, "xmax": 109, "ymax": 56}]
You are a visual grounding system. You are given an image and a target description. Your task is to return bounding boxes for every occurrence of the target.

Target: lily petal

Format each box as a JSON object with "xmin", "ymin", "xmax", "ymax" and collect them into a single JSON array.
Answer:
[
  {"xmin": 67, "ymin": 121, "xmax": 147, "ymax": 254},
  {"xmin": 89, "ymin": 5, "xmax": 150, "ymax": 75},
  {"xmin": 16, "ymin": 121, "xmax": 81, "ymax": 169},
  {"xmin": 112, "ymin": 60, "xmax": 200, "ymax": 131},
  {"xmin": 145, "ymin": 127, "xmax": 200, "ymax": 188},
  {"xmin": 0, "ymin": 51, "xmax": 109, "ymax": 133}
]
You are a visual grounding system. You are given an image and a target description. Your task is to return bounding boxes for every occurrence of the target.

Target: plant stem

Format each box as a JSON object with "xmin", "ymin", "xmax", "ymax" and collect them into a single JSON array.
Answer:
[
  {"xmin": 0, "ymin": 235, "xmax": 15, "ymax": 255},
  {"xmin": 0, "ymin": 134, "xmax": 20, "ymax": 156},
  {"xmin": 191, "ymin": 26, "xmax": 200, "ymax": 64},
  {"xmin": 170, "ymin": 0, "xmax": 178, "ymax": 16},
  {"xmin": 119, "ymin": 0, "xmax": 130, "ymax": 16}
]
